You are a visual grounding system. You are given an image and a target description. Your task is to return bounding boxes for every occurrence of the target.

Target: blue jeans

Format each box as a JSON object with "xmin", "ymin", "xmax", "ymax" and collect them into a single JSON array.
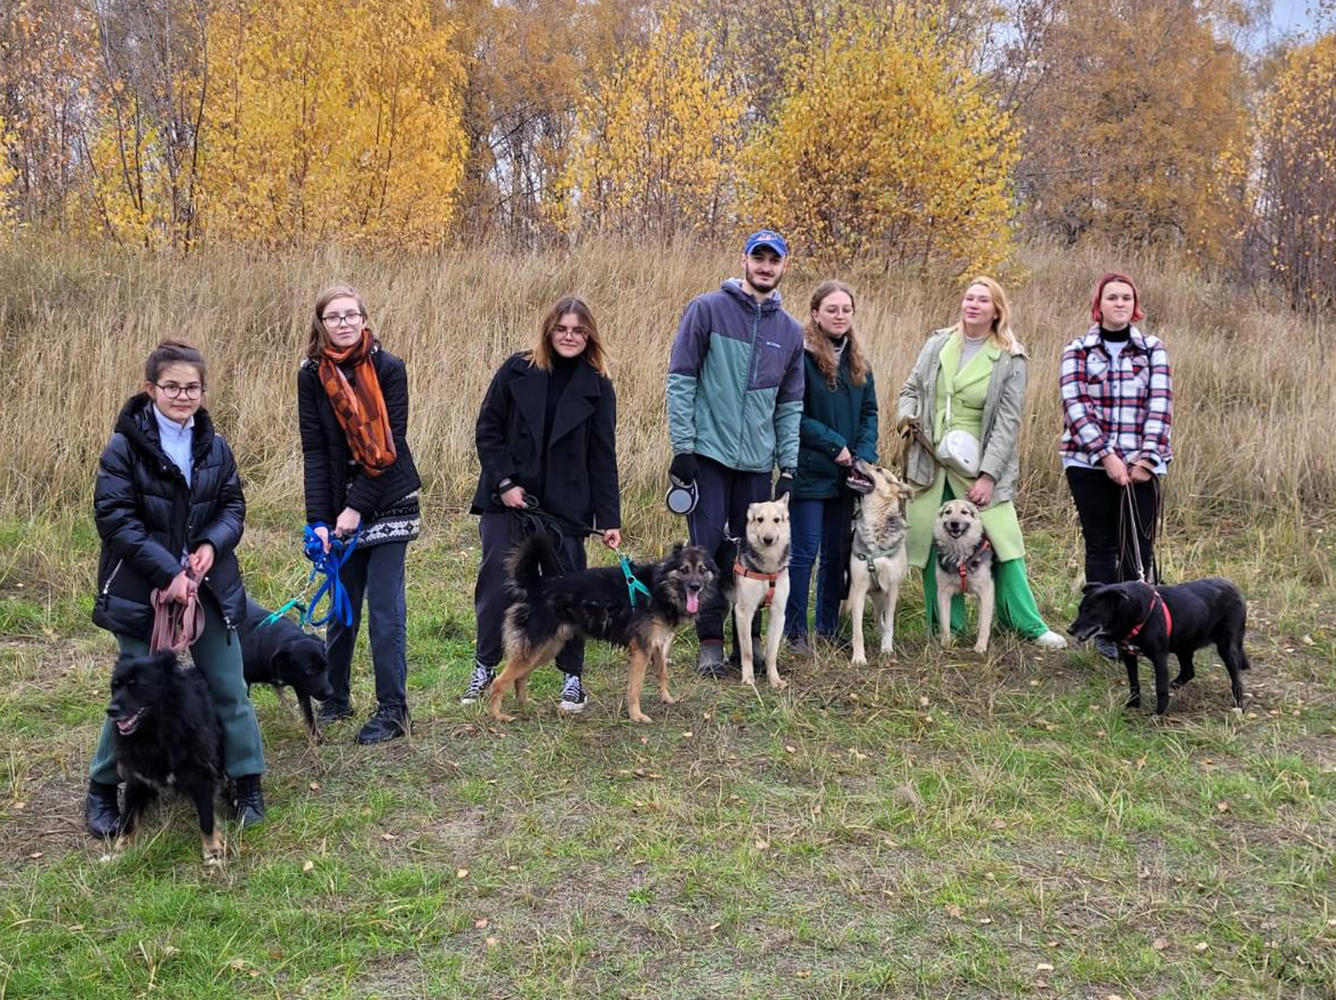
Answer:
[
  {"xmin": 686, "ymin": 456, "xmax": 772, "ymax": 643},
  {"xmin": 785, "ymin": 497, "xmax": 848, "ymax": 638}
]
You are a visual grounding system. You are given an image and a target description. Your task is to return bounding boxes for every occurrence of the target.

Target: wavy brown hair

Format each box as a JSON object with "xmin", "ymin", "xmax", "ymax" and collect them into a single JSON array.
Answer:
[
  {"xmin": 305, "ymin": 284, "xmax": 372, "ymax": 361},
  {"xmin": 530, "ymin": 296, "xmax": 607, "ymax": 375},
  {"xmin": 804, "ymin": 280, "xmax": 867, "ymax": 388}
]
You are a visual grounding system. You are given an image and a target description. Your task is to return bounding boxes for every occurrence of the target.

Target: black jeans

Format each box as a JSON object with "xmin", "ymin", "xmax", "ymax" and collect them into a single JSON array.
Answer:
[
  {"xmin": 686, "ymin": 455, "xmax": 772, "ymax": 643},
  {"xmin": 1065, "ymin": 466, "xmax": 1160, "ymax": 584},
  {"xmin": 326, "ymin": 541, "xmax": 409, "ymax": 711},
  {"xmin": 474, "ymin": 511, "xmax": 587, "ymax": 675}
]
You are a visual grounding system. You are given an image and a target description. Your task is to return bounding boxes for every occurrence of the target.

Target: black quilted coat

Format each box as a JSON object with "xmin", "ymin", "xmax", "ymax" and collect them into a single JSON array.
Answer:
[
  {"xmin": 296, "ymin": 346, "xmax": 421, "ymax": 526},
  {"xmin": 92, "ymin": 394, "xmax": 246, "ymax": 638}
]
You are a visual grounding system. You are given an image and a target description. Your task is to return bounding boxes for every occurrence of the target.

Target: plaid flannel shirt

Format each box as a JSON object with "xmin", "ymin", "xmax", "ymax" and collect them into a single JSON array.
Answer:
[{"xmin": 1059, "ymin": 325, "xmax": 1172, "ymax": 468}]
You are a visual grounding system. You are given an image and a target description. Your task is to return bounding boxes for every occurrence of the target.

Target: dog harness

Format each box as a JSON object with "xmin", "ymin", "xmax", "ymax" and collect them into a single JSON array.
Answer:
[
  {"xmin": 937, "ymin": 538, "xmax": 992, "ymax": 595},
  {"xmin": 1119, "ymin": 585, "xmax": 1173, "ymax": 653},
  {"xmin": 858, "ymin": 539, "xmax": 904, "ymax": 580},
  {"xmin": 621, "ymin": 554, "xmax": 652, "ymax": 608},
  {"xmin": 733, "ymin": 560, "xmax": 781, "ymax": 608}
]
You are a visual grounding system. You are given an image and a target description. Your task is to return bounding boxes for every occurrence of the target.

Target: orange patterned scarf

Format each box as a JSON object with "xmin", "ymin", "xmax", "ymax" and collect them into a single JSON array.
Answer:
[{"xmin": 318, "ymin": 329, "xmax": 396, "ymax": 476}]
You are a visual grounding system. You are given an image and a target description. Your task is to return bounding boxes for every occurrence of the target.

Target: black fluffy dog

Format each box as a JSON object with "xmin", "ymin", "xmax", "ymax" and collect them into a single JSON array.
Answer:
[
  {"xmin": 1069, "ymin": 578, "xmax": 1251, "ymax": 715},
  {"xmin": 239, "ymin": 597, "xmax": 333, "ymax": 740},
  {"xmin": 488, "ymin": 535, "xmax": 718, "ymax": 724},
  {"xmin": 107, "ymin": 651, "xmax": 225, "ymax": 861}
]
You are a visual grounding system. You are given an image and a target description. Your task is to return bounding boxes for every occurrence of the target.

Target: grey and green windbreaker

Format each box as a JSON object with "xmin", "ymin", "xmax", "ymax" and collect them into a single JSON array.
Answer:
[{"xmin": 667, "ymin": 279, "xmax": 806, "ymax": 474}]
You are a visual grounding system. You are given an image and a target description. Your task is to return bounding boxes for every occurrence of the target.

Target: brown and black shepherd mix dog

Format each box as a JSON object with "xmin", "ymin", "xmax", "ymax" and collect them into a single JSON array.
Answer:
[{"xmin": 488, "ymin": 535, "xmax": 717, "ymax": 723}]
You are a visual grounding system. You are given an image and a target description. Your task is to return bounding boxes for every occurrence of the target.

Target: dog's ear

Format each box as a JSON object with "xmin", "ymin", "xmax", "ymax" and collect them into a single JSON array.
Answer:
[
  {"xmin": 1081, "ymin": 581, "xmax": 1103, "ymax": 595},
  {"xmin": 777, "ymin": 492, "xmax": 790, "ymax": 510},
  {"xmin": 669, "ymin": 542, "xmax": 685, "ymax": 561}
]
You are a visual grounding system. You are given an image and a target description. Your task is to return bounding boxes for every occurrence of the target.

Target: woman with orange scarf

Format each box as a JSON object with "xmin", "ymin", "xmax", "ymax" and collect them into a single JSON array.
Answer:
[{"xmin": 298, "ymin": 284, "xmax": 421, "ymax": 744}]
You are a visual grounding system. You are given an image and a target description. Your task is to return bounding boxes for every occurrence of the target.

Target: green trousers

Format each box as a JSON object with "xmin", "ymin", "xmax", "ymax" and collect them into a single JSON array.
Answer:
[
  {"xmin": 90, "ymin": 591, "xmax": 266, "ymax": 785},
  {"xmin": 922, "ymin": 553, "xmax": 1050, "ymax": 640}
]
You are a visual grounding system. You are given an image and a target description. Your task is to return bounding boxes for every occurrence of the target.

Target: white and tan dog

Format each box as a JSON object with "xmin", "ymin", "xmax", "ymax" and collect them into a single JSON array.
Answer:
[
  {"xmin": 732, "ymin": 495, "xmax": 791, "ymax": 688},
  {"xmin": 932, "ymin": 499, "xmax": 996, "ymax": 653},
  {"xmin": 845, "ymin": 459, "xmax": 912, "ymax": 665}
]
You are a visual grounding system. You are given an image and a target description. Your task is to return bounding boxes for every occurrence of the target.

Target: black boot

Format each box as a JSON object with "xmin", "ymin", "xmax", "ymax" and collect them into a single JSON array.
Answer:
[
  {"xmin": 356, "ymin": 704, "xmax": 410, "ymax": 745},
  {"xmin": 233, "ymin": 774, "xmax": 266, "ymax": 827},
  {"xmin": 317, "ymin": 699, "xmax": 354, "ymax": 724},
  {"xmin": 85, "ymin": 780, "xmax": 120, "ymax": 839}
]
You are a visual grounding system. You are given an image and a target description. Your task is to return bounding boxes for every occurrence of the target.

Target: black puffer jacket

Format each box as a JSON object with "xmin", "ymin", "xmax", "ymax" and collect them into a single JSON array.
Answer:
[
  {"xmin": 92, "ymin": 395, "xmax": 247, "ymax": 637},
  {"xmin": 297, "ymin": 346, "xmax": 421, "ymax": 525}
]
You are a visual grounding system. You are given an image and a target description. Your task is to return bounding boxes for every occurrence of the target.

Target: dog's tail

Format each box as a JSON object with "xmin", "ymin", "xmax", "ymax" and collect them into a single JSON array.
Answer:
[{"xmin": 504, "ymin": 532, "xmax": 562, "ymax": 599}]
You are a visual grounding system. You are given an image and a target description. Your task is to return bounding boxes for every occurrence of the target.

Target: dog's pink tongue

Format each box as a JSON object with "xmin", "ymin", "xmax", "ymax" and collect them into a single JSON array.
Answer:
[{"xmin": 687, "ymin": 591, "xmax": 699, "ymax": 614}]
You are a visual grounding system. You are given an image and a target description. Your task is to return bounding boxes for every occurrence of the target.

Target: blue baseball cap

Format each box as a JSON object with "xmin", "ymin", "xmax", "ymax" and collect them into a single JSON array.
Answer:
[{"xmin": 744, "ymin": 229, "xmax": 788, "ymax": 258}]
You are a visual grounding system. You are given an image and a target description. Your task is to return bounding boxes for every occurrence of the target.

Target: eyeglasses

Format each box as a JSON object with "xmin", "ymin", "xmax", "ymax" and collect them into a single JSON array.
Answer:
[
  {"xmin": 322, "ymin": 311, "xmax": 364, "ymax": 327},
  {"xmin": 156, "ymin": 382, "xmax": 204, "ymax": 399},
  {"xmin": 552, "ymin": 324, "xmax": 588, "ymax": 339}
]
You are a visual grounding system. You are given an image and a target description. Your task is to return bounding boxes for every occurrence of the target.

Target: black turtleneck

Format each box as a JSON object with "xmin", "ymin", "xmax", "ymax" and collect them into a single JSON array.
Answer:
[
  {"xmin": 540, "ymin": 353, "xmax": 582, "ymax": 491},
  {"xmin": 1099, "ymin": 325, "xmax": 1131, "ymax": 343}
]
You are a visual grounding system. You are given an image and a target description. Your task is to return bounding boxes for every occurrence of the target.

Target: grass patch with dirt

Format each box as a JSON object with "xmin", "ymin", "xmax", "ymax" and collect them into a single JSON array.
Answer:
[{"xmin": 1, "ymin": 500, "xmax": 1334, "ymax": 999}]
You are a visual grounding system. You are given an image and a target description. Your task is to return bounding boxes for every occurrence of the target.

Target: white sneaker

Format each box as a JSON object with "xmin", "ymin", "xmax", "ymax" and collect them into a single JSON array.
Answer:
[
  {"xmin": 558, "ymin": 674, "xmax": 586, "ymax": 714},
  {"xmin": 1033, "ymin": 630, "xmax": 1068, "ymax": 650}
]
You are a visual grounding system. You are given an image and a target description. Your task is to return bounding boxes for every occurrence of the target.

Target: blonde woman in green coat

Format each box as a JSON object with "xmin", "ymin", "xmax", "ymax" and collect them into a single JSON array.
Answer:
[{"xmin": 898, "ymin": 276, "xmax": 1067, "ymax": 649}]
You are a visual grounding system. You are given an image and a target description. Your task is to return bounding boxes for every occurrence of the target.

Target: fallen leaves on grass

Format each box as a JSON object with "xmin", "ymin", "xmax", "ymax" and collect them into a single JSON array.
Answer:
[
  {"xmin": 1152, "ymin": 937, "xmax": 1170, "ymax": 951},
  {"xmin": 456, "ymin": 868, "xmax": 469, "ymax": 879},
  {"xmin": 302, "ymin": 860, "xmax": 314, "ymax": 872},
  {"xmin": 474, "ymin": 918, "xmax": 489, "ymax": 929}
]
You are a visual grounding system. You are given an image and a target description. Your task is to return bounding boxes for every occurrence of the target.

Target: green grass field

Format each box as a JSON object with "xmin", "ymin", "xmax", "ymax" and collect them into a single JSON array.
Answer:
[{"xmin": 2, "ymin": 501, "xmax": 1334, "ymax": 999}]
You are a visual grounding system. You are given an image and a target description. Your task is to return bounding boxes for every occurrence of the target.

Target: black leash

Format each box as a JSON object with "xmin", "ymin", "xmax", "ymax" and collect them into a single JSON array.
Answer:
[
  {"xmin": 1117, "ymin": 478, "xmax": 1163, "ymax": 584},
  {"xmin": 495, "ymin": 492, "xmax": 599, "ymax": 574}
]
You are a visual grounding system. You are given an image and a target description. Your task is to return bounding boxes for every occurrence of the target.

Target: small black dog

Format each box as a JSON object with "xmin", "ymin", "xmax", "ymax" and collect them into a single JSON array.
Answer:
[
  {"xmin": 489, "ymin": 535, "xmax": 717, "ymax": 724},
  {"xmin": 1069, "ymin": 578, "xmax": 1251, "ymax": 715},
  {"xmin": 239, "ymin": 597, "xmax": 333, "ymax": 740},
  {"xmin": 107, "ymin": 651, "xmax": 225, "ymax": 861}
]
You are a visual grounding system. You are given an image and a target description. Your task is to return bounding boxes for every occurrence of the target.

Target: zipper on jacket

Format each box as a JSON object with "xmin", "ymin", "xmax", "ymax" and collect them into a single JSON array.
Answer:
[
  {"xmin": 101, "ymin": 558, "xmax": 124, "ymax": 596},
  {"xmin": 739, "ymin": 300, "xmax": 762, "ymax": 462}
]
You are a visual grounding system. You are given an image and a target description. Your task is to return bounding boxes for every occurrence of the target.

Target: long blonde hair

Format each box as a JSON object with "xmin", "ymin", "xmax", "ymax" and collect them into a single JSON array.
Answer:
[
  {"xmin": 804, "ymin": 279, "xmax": 868, "ymax": 388},
  {"xmin": 951, "ymin": 275, "xmax": 1017, "ymax": 352}
]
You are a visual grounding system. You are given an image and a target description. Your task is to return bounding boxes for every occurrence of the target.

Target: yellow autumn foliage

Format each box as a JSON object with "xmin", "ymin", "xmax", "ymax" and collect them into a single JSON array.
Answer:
[
  {"xmin": 560, "ymin": 8, "xmax": 744, "ymax": 238},
  {"xmin": 741, "ymin": 4, "xmax": 1017, "ymax": 274},
  {"xmin": 1256, "ymin": 33, "xmax": 1336, "ymax": 307},
  {"xmin": 200, "ymin": 0, "xmax": 467, "ymax": 247}
]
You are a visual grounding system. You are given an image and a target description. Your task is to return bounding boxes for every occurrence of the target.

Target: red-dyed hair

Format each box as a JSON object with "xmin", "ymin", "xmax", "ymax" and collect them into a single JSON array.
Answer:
[{"xmin": 1091, "ymin": 272, "xmax": 1145, "ymax": 324}]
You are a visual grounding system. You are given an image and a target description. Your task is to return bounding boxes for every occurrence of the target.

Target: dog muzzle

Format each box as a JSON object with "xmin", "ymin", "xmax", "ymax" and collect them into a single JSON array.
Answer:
[{"xmin": 666, "ymin": 478, "xmax": 698, "ymax": 517}]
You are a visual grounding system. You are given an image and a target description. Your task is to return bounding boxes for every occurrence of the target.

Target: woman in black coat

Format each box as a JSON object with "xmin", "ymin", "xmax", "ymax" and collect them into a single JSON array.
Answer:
[
  {"xmin": 298, "ymin": 284, "xmax": 422, "ymax": 745},
  {"xmin": 461, "ymin": 297, "xmax": 621, "ymax": 713},
  {"xmin": 85, "ymin": 340, "xmax": 266, "ymax": 838}
]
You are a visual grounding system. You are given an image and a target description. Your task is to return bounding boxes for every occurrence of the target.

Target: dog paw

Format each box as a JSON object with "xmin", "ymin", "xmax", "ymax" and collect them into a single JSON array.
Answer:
[
  {"xmin": 659, "ymin": 691, "xmax": 679, "ymax": 705},
  {"xmin": 768, "ymin": 677, "xmax": 788, "ymax": 690},
  {"xmin": 490, "ymin": 712, "xmax": 516, "ymax": 724},
  {"xmin": 629, "ymin": 711, "xmax": 654, "ymax": 724},
  {"xmin": 972, "ymin": 642, "xmax": 989, "ymax": 655},
  {"xmin": 850, "ymin": 655, "xmax": 868, "ymax": 667}
]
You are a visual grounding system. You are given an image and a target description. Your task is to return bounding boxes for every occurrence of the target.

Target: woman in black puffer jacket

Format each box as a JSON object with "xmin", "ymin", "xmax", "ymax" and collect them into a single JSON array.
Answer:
[{"xmin": 85, "ymin": 340, "xmax": 266, "ymax": 839}]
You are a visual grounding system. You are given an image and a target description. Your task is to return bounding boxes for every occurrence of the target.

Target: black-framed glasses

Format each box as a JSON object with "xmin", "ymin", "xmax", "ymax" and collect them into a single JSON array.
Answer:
[
  {"xmin": 552, "ymin": 323, "xmax": 588, "ymax": 339},
  {"xmin": 156, "ymin": 382, "xmax": 204, "ymax": 399},
  {"xmin": 322, "ymin": 311, "xmax": 364, "ymax": 327}
]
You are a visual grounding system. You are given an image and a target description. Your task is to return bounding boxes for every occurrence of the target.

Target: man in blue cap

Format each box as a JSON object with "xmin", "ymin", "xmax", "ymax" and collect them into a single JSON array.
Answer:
[{"xmin": 666, "ymin": 229, "xmax": 806, "ymax": 677}]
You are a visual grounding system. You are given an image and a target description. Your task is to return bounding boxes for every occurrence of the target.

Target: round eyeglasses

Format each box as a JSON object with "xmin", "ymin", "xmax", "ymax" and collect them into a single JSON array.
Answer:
[{"xmin": 155, "ymin": 382, "xmax": 204, "ymax": 399}]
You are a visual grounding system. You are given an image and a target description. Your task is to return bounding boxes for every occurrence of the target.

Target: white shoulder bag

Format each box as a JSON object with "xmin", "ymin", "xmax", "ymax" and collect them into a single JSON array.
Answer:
[{"xmin": 935, "ymin": 379, "xmax": 981, "ymax": 478}]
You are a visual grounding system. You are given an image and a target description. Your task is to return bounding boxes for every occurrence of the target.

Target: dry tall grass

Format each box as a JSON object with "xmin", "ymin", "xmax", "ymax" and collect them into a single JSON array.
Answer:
[{"xmin": 1, "ymin": 236, "xmax": 1331, "ymax": 528}]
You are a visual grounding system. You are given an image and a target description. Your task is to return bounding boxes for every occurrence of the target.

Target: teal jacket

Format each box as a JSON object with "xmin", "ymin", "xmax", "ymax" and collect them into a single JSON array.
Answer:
[
  {"xmin": 666, "ymin": 280, "xmax": 805, "ymax": 473},
  {"xmin": 794, "ymin": 346, "xmax": 879, "ymax": 500}
]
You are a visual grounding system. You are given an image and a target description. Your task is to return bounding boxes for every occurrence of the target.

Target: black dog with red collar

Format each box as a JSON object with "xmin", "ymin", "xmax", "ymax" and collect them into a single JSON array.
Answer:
[{"xmin": 1068, "ymin": 578, "xmax": 1251, "ymax": 716}]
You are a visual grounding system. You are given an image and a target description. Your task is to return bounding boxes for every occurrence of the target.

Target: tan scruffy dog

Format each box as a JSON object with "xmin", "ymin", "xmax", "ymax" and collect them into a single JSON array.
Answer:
[
  {"xmin": 932, "ymin": 499, "xmax": 996, "ymax": 654},
  {"xmin": 845, "ymin": 459, "xmax": 911, "ymax": 665}
]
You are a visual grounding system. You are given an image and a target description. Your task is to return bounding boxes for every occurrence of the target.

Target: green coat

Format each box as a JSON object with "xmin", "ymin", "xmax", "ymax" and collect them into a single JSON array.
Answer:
[{"xmin": 794, "ymin": 347, "xmax": 879, "ymax": 500}]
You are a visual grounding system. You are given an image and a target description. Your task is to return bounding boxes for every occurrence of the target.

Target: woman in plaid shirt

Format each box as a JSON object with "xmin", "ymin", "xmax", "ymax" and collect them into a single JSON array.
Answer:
[{"xmin": 1059, "ymin": 273, "xmax": 1173, "ymax": 653}]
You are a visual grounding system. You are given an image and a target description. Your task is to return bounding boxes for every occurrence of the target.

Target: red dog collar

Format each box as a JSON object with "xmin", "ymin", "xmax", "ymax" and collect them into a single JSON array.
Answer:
[
  {"xmin": 1121, "ymin": 586, "xmax": 1172, "ymax": 651},
  {"xmin": 734, "ymin": 561, "xmax": 780, "ymax": 608}
]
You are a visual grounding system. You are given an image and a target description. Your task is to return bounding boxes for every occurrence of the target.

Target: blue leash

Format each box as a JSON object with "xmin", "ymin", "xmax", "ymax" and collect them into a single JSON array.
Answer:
[
  {"xmin": 303, "ymin": 523, "xmax": 360, "ymax": 628},
  {"xmin": 260, "ymin": 523, "xmax": 359, "ymax": 629},
  {"xmin": 620, "ymin": 554, "xmax": 651, "ymax": 608}
]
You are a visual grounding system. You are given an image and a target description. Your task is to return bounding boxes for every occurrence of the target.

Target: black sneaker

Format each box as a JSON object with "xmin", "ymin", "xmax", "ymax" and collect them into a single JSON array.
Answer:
[
  {"xmin": 559, "ymin": 673, "xmax": 586, "ymax": 714},
  {"xmin": 1094, "ymin": 638, "xmax": 1120, "ymax": 660},
  {"xmin": 317, "ymin": 700, "xmax": 354, "ymax": 724},
  {"xmin": 459, "ymin": 662, "xmax": 494, "ymax": 705},
  {"xmin": 232, "ymin": 774, "xmax": 266, "ymax": 827},
  {"xmin": 85, "ymin": 780, "xmax": 120, "ymax": 839},
  {"xmin": 786, "ymin": 634, "xmax": 813, "ymax": 658},
  {"xmin": 698, "ymin": 640, "xmax": 728, "ymax": 679},
  {"xmin": 356, "ymin": 705, "xmax": 409, "ymax": 745}
]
